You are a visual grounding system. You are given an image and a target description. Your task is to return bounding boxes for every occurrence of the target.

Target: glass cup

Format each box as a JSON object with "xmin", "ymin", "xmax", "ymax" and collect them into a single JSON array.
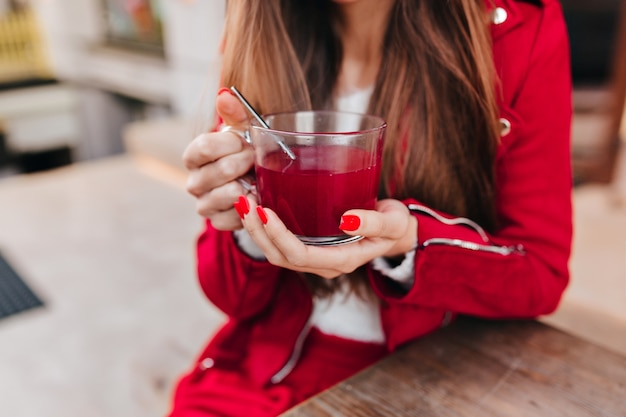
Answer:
[{"xmin": 247, "ymin": 110, "xmax": 386, "ymax": 246}]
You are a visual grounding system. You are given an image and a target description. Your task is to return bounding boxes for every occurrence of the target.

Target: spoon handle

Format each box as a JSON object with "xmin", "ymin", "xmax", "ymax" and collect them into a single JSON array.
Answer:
[
  {"xmin": 229, "ymin": 86, "xmax": 270, "ymax": 128},
  {"xmin": 229, "ymin": 86, "xmax": 296, "ymax": 160}
]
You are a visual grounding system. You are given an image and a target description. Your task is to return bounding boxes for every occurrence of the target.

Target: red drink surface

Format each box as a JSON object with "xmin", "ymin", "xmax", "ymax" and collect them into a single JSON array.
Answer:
[{"xmin": 256, "ymin": 145, "xmax": 380, "ymax": 237}]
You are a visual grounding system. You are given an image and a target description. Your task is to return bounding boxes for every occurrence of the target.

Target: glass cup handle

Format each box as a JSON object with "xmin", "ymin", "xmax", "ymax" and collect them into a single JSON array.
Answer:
[
  {"xmin": 219, "ymin": 125, "xmax": 252, "ymax": 145},
  {"xmin": 237, "ymin": 175, "xmax": 257, "ymax": 195}
]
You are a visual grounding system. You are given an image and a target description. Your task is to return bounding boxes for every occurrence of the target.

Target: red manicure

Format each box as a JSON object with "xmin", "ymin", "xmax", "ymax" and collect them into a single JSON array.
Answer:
[
  {"xmin": 217, "ymin": 87, "xmax": 233, "ymax": 96},
  {"xmin": 238, "ymin": 195, "xmax": 250, "ymax": 215},
  {"xmin": 233, "ymin": 201, "xmax": 245, "ymax": 219},
  {"xmin": 256, "ymin": 206, "xmax": 269, "ymax": 225},
  {"xmin": 339, "ymin": 215, "xmax": 360, "ymax": 232}
]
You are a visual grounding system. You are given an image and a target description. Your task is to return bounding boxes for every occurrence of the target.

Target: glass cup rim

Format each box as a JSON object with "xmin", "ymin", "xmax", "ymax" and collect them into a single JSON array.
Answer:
[{"xmin": 250, "ymin": 110, "xmax": 387, "ymax": 137}]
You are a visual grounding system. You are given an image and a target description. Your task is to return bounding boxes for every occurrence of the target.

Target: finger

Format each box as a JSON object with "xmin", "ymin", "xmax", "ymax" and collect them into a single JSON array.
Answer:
[
  {"xmin": 238, "ymin": 199, "xmax": 339, "ymax": 276},
  {"xmin": 216, "ymin": 89, "xmax": 249, "ymax": 129},
  {"xmin": 203, "ymin": 208, "xmax": 244, "ymax": 231},
  {"xmin": 183, "ymin": 130, "xmax": 250, "ymax": 171},
  {"xmin": 257, "ymin": 206, "xmax": 361, "ymax": 276},
  {"xmin": 255, "ymin": 206, "xmax": 313, "ymax": 269},
  {"xmin": 195, "ymin": 181, "xmax": 252, "ymax": 217},
  {"xmin": 186, "ymin": 149, "xmax": 254, "ymax": 196},
  {"xmin": 340, "ymin": 200, "xmax": 411, "ymax": 240},
  {"xmin": 240, "ymin": 199, "xmax": 292, "ymax": 265}
]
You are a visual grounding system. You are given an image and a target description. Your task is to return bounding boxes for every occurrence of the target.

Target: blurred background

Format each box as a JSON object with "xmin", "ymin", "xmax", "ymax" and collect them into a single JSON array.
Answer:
[{"xmin": 0, "ymin": 0, "xmax": 624, "ymax": 416}]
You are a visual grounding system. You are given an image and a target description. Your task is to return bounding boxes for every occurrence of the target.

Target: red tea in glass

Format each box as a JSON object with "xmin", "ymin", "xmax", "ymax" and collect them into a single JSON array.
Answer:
[{"xmin": 249, "ymin": 111, "xmax": 386, "ymax": 245}]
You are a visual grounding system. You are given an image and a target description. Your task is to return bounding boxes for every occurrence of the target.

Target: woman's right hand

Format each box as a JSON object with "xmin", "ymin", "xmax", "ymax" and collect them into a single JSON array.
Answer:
[{"xmin": 183, "ymin": 89, "xmax": 254, "ymax": 230}]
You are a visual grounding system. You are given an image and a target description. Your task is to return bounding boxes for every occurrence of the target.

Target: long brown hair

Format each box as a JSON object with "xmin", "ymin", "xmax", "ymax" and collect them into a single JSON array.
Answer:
[{"xmin": 221, "ymin": 0, "xmax": 500, "ymax": 294}]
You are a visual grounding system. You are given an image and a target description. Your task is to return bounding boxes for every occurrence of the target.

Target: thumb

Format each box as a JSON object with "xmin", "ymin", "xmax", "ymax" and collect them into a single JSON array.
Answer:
[
  {"xmin": 216, "ymin": 87, "xmax": 249, "ymax": 128},
  {"xmin": 339, "ymin": 200, "xmax": 412, "ymax": 240}
]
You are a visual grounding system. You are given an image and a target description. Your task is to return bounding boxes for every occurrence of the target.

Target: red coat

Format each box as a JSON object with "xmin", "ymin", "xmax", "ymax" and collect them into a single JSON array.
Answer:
[{"xmin": 190, "ymin": 0, "xmax": 572, "ymax": 388}]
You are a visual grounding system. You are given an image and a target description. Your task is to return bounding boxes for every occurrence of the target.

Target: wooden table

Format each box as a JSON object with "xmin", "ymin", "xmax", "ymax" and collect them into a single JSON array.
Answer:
[{"xmin": 281, "ymin": 317, "xmax": 626, "ymax": 417}]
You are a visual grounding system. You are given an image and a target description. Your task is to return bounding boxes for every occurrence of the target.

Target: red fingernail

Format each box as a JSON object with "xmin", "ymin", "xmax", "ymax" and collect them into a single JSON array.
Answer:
[
  {"xmin": 339, "ymin": 215, "xmax": 360, "ymax": 231},
  {"xmin": 256, "ymin": 206, "xmax": 268, "ymax": 225},
  {"xmin": 238, "ymin": 195, "xmax": 250, "ymax": 215},
  {"xmin": 233, "ymin": 201, "xmax": 245, "ymax": 219},
  {"xmin": 217, "ymin": 87, "xmax": 233, "ymax": 96}
]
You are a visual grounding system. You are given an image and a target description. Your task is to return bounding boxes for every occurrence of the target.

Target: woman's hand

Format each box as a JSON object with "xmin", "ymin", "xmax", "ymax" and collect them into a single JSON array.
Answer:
[
  {"xmin": 183, "ymin": 89, "xmax": 254, "ymax": 230},
  {"xmin": 235, "ymin": 196, "xmax": 418, "ymax": 279}
]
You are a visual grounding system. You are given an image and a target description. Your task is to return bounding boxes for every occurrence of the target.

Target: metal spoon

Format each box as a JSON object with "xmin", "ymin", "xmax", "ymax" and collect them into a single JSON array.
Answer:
[{"xmin": 229, "ymin": 86, "xmax": 296, "ymax": 160}]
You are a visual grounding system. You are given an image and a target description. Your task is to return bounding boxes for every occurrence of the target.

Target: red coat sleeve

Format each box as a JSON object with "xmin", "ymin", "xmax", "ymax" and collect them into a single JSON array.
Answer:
[
  {"xmin": 370, "ymin": 0, "xmax": 573, "ymax": 319},
  {"xmin": 195, "ymin": 96, "xmax": 287, "ymax": 320},
  {"xmin": 196, "ymin": 220, "xmax": 285, "ymax": 319}
]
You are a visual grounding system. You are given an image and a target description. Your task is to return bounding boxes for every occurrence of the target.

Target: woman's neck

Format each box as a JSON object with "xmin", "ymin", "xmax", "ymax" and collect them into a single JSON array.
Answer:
[{"xmin": 334, "ymin": 0, "xmax": 395, "ymax": 95}]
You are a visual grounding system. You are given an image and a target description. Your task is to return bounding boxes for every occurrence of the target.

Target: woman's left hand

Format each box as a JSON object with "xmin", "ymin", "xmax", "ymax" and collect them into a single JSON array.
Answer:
[{"xmin": 235, "ymin": 195, "xmax": 418, "ymax": 279}]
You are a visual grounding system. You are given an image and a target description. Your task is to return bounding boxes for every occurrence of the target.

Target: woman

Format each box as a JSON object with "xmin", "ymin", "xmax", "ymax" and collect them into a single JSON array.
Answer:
[{"xmin": 171, "ymin": 0, "xmax": 572, "ymax": 415}]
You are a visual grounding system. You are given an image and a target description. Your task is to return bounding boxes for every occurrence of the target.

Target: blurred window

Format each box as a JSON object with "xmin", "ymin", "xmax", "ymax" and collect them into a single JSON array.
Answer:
[
  {"xmin": 0, "ymin": 1, "xmax": 52, "ymax": 84},
  {"xmin": 101, "ymin": 0, "xmax": 164, "ymax": 56}
]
